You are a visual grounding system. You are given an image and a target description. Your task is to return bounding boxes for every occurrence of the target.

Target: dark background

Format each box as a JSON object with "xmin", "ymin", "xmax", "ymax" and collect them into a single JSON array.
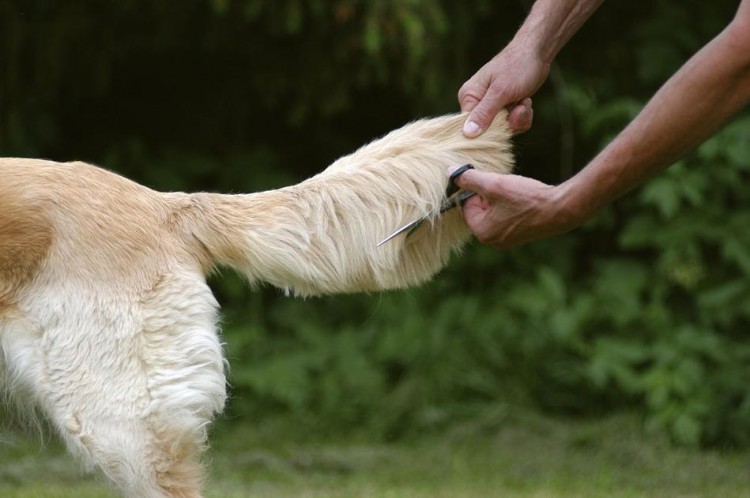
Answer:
[{"xmin": 2, "ymin": 0, "xmax": 749, "ymax": 447}]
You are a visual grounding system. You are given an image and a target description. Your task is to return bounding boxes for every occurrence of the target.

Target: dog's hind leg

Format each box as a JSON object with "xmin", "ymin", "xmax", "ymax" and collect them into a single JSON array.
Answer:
[
  {"xmin": 1, "ymin": 310, "xmax": 171, "ymax": 497},
  {"xmin": 11, "ymin": 271, "xmax": 225, "ymax": 498},
  {"xmin": 135, "ymin": 269, "xmax": 227, "ymax": 497},
  {"xmin": 48, "ymin": 388, "xmax": 211, "ymax": 498}
]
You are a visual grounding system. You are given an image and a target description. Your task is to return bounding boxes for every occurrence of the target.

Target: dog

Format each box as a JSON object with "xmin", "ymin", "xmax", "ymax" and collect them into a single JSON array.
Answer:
[{"xmin": 0, "ymin": 112, "xmax": 513, "ymax": 497}]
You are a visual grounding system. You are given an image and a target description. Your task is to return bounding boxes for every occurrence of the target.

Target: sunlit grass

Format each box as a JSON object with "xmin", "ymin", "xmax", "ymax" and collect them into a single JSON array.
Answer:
[{"xmin": 1, "ymin": 414, "xmax": 748, "ymax": 497}]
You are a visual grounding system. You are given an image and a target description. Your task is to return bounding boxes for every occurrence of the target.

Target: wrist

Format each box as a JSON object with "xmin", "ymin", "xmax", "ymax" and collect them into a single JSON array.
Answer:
[
  {"xmin": 551, "ymin": 177, "xmax": 601, "ymax": 230},
  {"xmin": 513, "ymin": 20, "xmax": 554, "ymax": 66},
  {"xmin": 514, "ymin": 0, "xmax": 604, "ymax": 65}
]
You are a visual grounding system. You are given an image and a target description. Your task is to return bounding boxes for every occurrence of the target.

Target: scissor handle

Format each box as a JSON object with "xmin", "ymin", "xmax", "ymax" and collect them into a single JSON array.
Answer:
[{"xmin": 445, "ymin": 164, "xmax": 475, "ymax": 198}]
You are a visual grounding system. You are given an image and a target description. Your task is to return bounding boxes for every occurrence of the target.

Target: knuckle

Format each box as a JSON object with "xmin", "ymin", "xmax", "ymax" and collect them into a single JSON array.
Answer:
[
  {"xmin": 458, "ymin": 79, "xmax": 480, "ymax": 99},
  {"xmin": 470, "ymin": 105, "xmax": 493, "ymax": 125},
  {"xmin": 476, "ymin": 231, "xmax": 494, "ymax": 245},
  {"xmin": 458, "ymin": 89, "xmax": 481, "ymax": 107}
]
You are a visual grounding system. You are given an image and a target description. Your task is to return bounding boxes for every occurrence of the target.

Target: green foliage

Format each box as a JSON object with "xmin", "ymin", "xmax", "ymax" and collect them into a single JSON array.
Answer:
[
  {"xmin": 606, "ymin": 116, "xmax": 750, "ymax": 446},
  {"xmin": 2, "ymin": 0, "xmax": 749, "ymax": 447}
]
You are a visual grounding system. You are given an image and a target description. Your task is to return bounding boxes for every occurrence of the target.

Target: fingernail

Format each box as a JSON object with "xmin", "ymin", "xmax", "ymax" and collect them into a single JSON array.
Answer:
[
  {"xmin": 463, "ymin": 120, "xmax": 481, "ymax": 136},
  {"xmin": 447, "ymin": 165, "xmax": 460, "ymax": 176}
]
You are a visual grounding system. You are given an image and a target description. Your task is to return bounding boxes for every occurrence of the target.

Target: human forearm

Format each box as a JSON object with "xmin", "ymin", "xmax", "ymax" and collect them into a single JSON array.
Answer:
[
  {"xmin": 453, "ymin": 4, "xmax": 750, "ymax": 249},
  {"xmin": 515, "ymin": 0, "xmax": 604, "ymax": 64},
  {"xmin": 560, "ymin": 14, "xmax": 750, "ymax": 222}
]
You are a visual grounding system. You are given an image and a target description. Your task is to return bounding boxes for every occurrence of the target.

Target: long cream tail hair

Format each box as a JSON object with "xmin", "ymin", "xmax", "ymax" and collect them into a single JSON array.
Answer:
[{"xmin": 186, "ymin": 111, "xmax": 514, "ymax": 295}]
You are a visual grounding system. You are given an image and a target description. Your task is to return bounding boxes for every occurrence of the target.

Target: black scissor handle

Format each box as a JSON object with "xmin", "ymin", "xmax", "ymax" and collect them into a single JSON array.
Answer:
[{"xmin": 445, "ymin": 164, "xmax": 475, "ymax": 198}]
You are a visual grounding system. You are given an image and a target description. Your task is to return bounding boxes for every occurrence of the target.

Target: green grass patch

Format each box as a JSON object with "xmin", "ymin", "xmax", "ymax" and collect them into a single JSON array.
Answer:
[{"xmin": 1, "ymin": 414, "xmax": 749, "ymax": 497}]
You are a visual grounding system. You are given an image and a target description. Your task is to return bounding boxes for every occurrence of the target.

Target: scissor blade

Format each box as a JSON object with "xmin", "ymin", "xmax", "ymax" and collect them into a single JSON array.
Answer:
[
  {"xmin": 376, "ymin": 192, "xmax": 477, "ymax": 247},
  {"xmin": 376, "ymin": 217, "xmax": 425, "ymax": 247}
]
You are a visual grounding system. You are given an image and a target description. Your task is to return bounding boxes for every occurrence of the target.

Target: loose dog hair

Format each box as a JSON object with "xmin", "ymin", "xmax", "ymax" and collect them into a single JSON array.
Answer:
[{"xmin": 0, "ymin": 112, "xmax": 513, "ymax": 497}]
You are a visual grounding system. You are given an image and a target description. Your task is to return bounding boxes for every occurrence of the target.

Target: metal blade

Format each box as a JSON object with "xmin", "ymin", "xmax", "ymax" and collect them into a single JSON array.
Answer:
[
  {"xmin": 376, "ymin": 191, "xmax": 476, "ymax": 247},
  {"xmin": 376, "ymin": 216, "xmax": 427, "ymax": 247}
]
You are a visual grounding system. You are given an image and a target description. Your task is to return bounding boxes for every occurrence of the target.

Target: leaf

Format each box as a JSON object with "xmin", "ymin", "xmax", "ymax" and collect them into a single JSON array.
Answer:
[
  {"xmin": 363, "ymin": 12, "xmax": 382, "ymax": 54},
  {"xmin": 233, "ymin": 354, "xmax": 315, "ymax": 411},
  {"xmin": 698, "ymin": 280, "xmax": 749, "ymax": 310},
  {"xmin": 640, "ymin": 176, "xmax": 681, "ymax": 218},
  {"xmin": 210, "ymin": 0, "xmax": 230, "ymax": 15},
  {"xmin": 285, "ymin": 0, "xmax": 303, "ymax": 34},
  {"xmin": 673, "ymin": 413, "xmax": 702, "ymax": 446},
  {"xmin": 618, "ymin": 215, "xmax": 660, "ymax": 249}
]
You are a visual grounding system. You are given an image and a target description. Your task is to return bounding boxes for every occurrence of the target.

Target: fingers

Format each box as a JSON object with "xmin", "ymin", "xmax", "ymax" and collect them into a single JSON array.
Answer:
[
  {"xmin": 457, "ymin": 75, "xmax": 485, "ymax": 114},
  {"xmin": 462, "ymin": 87, "xmax": 507, "ymax": 138},
  {"xmin": 508, "ymin": 98, "xmax": 533, "ymax": 135},
  {"xmin": 458, "ymin": 85, "xmax": 481, "ymax": 114},
  {"xmin": 458, "ymin": 72, "xmax": 510, "ymax": 137},
  {"xmin": 460, "ymin": 89, "xmax": 534, "ymax": 138}
]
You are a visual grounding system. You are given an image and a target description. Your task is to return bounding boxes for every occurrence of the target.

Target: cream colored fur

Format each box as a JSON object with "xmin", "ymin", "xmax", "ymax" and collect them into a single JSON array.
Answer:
[{"xmin": 0, "ymin": 112, "xmax": 513, "ymax": 497}]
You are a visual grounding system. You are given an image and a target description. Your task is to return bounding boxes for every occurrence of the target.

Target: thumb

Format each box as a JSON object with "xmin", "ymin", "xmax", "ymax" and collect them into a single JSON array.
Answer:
[
  {"xmin": 462, "ymin": 93, "xmax": 505, "ymax": 138},
  {"xmin": 447, "ymin": 167, "xmax": 499, "ymax": 197}
]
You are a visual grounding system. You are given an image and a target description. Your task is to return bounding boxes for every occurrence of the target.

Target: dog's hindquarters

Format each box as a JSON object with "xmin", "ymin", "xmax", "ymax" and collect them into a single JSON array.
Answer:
[{"xmin": 0, "ymin": 160, "xmax": 226, "ymax": 497}]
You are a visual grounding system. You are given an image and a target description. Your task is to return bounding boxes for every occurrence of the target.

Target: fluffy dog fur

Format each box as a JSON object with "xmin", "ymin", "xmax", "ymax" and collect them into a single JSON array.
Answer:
[{"xmin": 0, "ymin": 112, "xmax": 513, "ymax": 497}]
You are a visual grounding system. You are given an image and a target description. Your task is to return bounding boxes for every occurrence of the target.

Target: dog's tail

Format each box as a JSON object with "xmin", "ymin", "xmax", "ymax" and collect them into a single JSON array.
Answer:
[{"xmin": 186, "ymin": 113, "xmax": 514, "ymax": 296}]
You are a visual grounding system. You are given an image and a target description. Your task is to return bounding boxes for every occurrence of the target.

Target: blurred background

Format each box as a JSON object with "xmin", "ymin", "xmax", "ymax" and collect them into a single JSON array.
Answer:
[{"xmin": 2, "ymin": 0, "xmax": 750, "ymax": 480}]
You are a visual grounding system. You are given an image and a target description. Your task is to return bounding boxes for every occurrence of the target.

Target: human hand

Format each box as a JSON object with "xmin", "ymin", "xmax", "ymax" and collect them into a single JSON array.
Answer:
[
  {"xmin": 450, "ymin": 169, "xmax": 584, "ymax": 249},
  {"xmin": 458, "ymin": 42, "xmax": 549, "ymax": 137}
]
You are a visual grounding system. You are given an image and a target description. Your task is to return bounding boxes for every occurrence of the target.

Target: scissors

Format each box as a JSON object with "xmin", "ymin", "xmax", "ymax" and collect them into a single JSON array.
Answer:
[{"xmin": 377, "ymin": 164, "xmax": 476, "ymax": 247}]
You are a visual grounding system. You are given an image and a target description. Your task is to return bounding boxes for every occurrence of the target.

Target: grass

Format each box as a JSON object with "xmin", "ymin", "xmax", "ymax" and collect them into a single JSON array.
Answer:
[{"xmin": 1, "ymin": 414, "xmax": 749, "ymax": 497}]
